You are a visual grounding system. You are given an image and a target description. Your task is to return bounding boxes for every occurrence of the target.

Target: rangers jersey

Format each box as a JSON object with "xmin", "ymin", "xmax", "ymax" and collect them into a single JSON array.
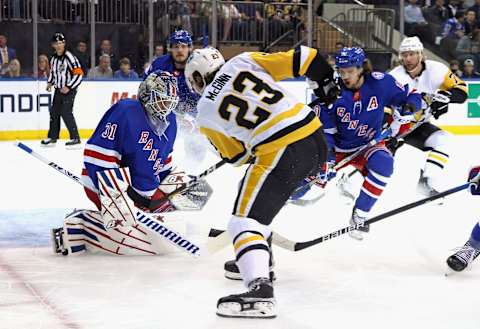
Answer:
[
  {"xmin": 196, "ymin": 46, "xmax": 324, "ymax": 166},
  {"xmin": 82, "ymin": 99, "xmax": 177, "ymax": 209},
  {"xmin": 320, "ymin": 72, "xmax": 422, "ymax": 152}
]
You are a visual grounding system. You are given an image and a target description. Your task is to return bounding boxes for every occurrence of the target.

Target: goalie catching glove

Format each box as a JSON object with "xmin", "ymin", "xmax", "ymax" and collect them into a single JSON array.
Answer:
[{"xmin": 469, "ymin": 166, "xmax": 480, "ymax": 195}]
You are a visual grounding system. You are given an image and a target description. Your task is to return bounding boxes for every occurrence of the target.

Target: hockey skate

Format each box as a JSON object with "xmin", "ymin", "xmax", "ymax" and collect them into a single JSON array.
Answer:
[
  {"xmin": 224, "ymin": 235, "xmax": 275, "ymax": 281},
  {"xmin": 417, "ymin": 170, "xmax": 443, "ymax": 203},
  {"xmin": 348, "ymin": 208, "xmax": 369, "ymax": 241},
  {"xmin": 51, "ymin": 227, "xmax": 68, "ymax": 255},
  {"xmin": 216, "ymin": 277, "xmax": 276, "ymax": 318},
  {"xmin": 40, "ymin": 138, "xmax": 57, "ymax": 147},
  {"xmin": 446, "ymin": 241, "xmax": 480, "ymax": 273}
]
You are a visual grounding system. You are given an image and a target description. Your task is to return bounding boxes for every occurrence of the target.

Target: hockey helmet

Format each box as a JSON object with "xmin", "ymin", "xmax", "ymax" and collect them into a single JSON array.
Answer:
[
  {"xmin": 169, "ymin": 30, "xmax": 193, "ymax": 47},
  {"xmin": 399, "ymin": 37, "xmax": 423, "ymax": 53},
  {"xmin": 335, "ymin": 47, "xmax": 366, "ymax": 68},
  {"xmin": 138, "ymin": 70, "xmax": 179, "ymax": 120},
  {"xmin": 185, "ymin": 47, "xmax": 225, "ymax": 95}
]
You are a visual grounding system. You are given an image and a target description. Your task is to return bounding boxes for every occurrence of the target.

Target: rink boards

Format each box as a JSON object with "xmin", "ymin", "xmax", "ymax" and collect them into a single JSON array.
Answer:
[{"xmin": 1, "ymin": 79, "xmax": 480, "ymax": 140}]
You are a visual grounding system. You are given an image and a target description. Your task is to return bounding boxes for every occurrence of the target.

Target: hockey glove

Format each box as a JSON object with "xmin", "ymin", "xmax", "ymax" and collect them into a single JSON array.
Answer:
[
  {"xmin": 468, "ymin": 166, "xmax": 480, "ymax": 195},
  {"xmin": 389, "ymin": 106, "xmax": 415, "ymax": 137},
  {"xmin": 311, "ymin": 76, "xmax": 340, "ymax": 106},
  {"xmin": 429, "ymin": 90, "xmax": 451, "ymax": 119}
]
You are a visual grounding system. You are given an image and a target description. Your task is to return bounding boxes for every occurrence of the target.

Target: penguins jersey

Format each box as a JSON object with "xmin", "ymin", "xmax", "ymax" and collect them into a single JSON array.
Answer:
[
  {"xmin": 389, "ymin": 60, "xmax": 467, "ymax": 118},
  {"xmin": 196, "ymin": 46, "xmax": 324, "ymax": 166}
]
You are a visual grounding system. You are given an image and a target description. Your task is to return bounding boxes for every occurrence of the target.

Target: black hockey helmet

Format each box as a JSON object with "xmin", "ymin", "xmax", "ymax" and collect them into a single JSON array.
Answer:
[{"xmin": 51, "ymin": 32, "xmax": 65, "ymax": 43}]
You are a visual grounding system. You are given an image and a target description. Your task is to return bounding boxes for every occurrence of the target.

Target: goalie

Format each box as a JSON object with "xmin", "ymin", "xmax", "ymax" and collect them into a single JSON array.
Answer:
[{"xmin": 51, "ymin": 71, "xmax": 212, "ymax": 256}]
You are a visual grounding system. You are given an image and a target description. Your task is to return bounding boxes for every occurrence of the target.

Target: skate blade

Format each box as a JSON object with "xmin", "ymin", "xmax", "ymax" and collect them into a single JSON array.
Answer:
[
  {"xmin": 217, "ymin": 301, "xmax": 276, "ymax": 319},
  {"xmin": 348, "ymin": 231, "xmax": 364, "ymax": 241},
  {"xmin": 40, "ymin": 143, "xmax": 56, "ymax": 148},
  {"xmin": 224, "ymin": 271, "xmax": 243, "ymax": 281}
]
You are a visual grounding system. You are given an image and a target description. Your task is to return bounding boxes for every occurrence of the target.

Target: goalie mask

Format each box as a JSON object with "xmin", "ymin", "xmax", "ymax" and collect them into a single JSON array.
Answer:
[
  {"xmin": 185, "ymin": 47, "xmax": 225, "ymax": 95},
  {"xmin": 138, "ymin": 71, "xmax": 179, "ymax": 121}
]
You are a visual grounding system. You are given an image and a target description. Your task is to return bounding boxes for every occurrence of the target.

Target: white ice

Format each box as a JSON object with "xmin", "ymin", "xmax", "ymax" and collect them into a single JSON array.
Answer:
[{"xmin": 1, "ymin": 134, "xmax": 479, "ymax": 329}]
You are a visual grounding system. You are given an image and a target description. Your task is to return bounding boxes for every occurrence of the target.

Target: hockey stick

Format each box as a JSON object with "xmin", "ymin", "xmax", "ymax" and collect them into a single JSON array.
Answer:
[
  {"xmin": 207, "ymin": 182, "xmax": 470, "ymax": 253},
  {"xmin": 273, "ymin": 182, "xmax": 470, "ymax": 251},
  {"xmin": 15, "ymin": 142, "xmax": 203, "ymax": 257},
  {"xmin": 127, "ymin": 159, "xmax": 227, "ymax": 210},
  {"xmin": 290, "ymin": 128, "xmax": 392, "ymax": 202}
]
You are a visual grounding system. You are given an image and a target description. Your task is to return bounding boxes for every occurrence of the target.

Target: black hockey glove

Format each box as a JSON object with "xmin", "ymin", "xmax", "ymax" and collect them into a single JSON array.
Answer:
[
  {"xmin": 313, "ymin": 75, "xmax": 340, "ymax": 106},
  {"xmin": 429, "ymin": 90, "xmax": 451, "ymax": 119}
]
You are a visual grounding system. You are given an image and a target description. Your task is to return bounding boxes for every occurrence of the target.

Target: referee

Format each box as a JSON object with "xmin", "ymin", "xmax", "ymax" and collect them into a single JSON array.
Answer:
[{"xmin": 41, "ymin": 33, "xmax": 83, "ymax": 148}]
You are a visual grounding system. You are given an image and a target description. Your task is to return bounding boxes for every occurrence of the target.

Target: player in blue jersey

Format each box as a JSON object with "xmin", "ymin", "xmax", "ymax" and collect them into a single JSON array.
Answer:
[
  {"xmin": 292, "ymin": 47, "xmax": 422, "ymax": 240},
  {"xmin": 51, "ymin": 71, "xmax": 211, "ymax": 256},
  {"xmin": 446, "ymin": 166, "xmax": 480, "ymax": 273},
  {"xmin": 145, "ymin": 30, "xmax": 208, "ymax": 171}
]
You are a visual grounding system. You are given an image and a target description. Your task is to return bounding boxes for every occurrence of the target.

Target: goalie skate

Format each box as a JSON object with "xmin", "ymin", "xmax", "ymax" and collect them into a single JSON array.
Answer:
[
  {"xmin": 216, "ymin": 278, "xmax": 276, "ymax": 319},
  {"xmin": 51, "ymin": 227, "xmax": 68, "ymax": 255},
  {"xmin": 446, "ymin": 241, "xmax": 480, "ymax": 274}
]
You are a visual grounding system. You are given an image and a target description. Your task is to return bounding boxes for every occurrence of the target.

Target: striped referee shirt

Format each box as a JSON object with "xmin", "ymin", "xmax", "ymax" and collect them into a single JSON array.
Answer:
[{"xmin": 47, "ymin": 50, "xmax": 83, "ymax": 90}]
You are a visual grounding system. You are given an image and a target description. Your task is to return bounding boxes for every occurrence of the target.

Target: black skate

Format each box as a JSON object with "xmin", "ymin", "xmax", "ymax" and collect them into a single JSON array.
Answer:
[
  {"xmin": 40, "ymin": 138, "xmax": 57, "ymax": 147},
  {"xmin": 65, "ymin": 138, "xmax": 81, "ymax": 149},
  {"xmin": 224, "ymin": 260, "xmax": 276, "ymax": 281},
  {"xmin": 446, "ymin": 241, "xmax": 480, "ymax": 272},
  {"xmin": 224, "ymin": 235, "xmax": 275, "ymax": 281},
  {"xmin": 216, "ymin": 277, "xmax": 276, "ymax": 318},
  {"xmin": 51, "ymin": 227, "xmax": 68, "ymax": 255}
]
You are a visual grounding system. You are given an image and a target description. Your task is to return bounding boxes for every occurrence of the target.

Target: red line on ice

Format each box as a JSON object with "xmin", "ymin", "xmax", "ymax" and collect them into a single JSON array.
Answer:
[{"xmin": 0, "ymin": 255, "xmax": 82, "ymax": 329}]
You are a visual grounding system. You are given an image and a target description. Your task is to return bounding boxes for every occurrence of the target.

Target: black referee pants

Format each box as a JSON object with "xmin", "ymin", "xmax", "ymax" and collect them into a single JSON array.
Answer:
[{"xmin": 48, "ymin": 89, "xmax": 80, "ymax": 140}]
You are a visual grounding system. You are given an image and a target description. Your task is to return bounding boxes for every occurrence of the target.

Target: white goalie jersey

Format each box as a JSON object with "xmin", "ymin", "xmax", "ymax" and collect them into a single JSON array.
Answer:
[{"xmin": 195, "ymin": 48, "xmax": 322, "ymax": 166}]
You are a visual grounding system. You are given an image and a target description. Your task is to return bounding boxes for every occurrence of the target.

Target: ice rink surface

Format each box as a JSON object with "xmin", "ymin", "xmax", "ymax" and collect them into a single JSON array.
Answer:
[{"xmin": 1, "ymin": 134, "xmax": 479, "ymax": 329}]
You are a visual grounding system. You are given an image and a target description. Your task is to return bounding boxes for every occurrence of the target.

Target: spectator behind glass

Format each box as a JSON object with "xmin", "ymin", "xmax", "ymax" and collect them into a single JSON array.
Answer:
[
  {"xmin": 35, "ymin": 54, "xmax": 50, "ymax": 78},
  {"xmin": 468, "ymin": 0, "xmax": 480, "ymax": 25},
  {"xmin": 441, "ymin": 11, "xmax": 466, "ymax": 60},
  {"xmin": 464, "ymin": 10, "xmax": 479, "ymax": 35},
  {"xmin": 335, "ymin": 41, "xmax": 345, "ymax": 54},
  {"xmin": 87, "ymin": 54, "xmax": 113, "ymax": 79},
  {"xmin": 0, "ymin": 34, "xmax": 16, "ymax": 76},
  {"xmin": 73, "ymin": 41, "xmax": 90, "ymax": 74},
  {"xmin": 5, "ymin": 59, "xmax": 22, "ymax": 78},
  {"xmin": 405, "ymin": 0, "xmax": 435, "ymax": 45},
  {"xmin": 450, "ymin": 59, "xmax": 463, "ymax": 77},
  {"xmin": 235, "ymin": 0, "xmax": 264, "ymax": 41},
  {"xmin": 463, "ymin": 58, "xmax": 480, "ymax": 78},
  {"xmin": 456, "ymin": 29, "xmax": 480, "ymax": 67},
  {"xmin": 449, "ymin": 0, "xmax": 467, "ymax": 17},
  {"xmin": 153, "ymin": 45, "xmax": 164, "ymax": 60},
  {"xmin": 114, "ymin": 57, "xmax": 139, "ymax": 80},
  {"xmin": 424, "ymin": 0, "xmax": 450, "ymax": 37},
  {"xmin": 96, "ymin": 39, "xmax": 118, "ymax": 71}
]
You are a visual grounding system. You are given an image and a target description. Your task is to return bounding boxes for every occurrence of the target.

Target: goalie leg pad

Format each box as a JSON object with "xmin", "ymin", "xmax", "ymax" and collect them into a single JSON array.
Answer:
[
  {"xmin": 62, "ymin": 209, "xmax": 159, "ymax": 255},
  {"xmin": 97, "ymin": 167, "xmax": 137, "ymax": 230}
]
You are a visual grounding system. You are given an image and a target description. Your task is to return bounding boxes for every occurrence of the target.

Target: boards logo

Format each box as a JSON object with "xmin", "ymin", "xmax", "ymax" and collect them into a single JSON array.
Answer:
[
  {"xmin": 111, "ymin": 92, "xmax": 137, "ymax": 105},
  {"xmin": 0, "ymin": 94, "xmax": 52, "ymax": 113},
  {"xmin": 467, "ymin": 84, "xmax": 480, "ymax": 118}
]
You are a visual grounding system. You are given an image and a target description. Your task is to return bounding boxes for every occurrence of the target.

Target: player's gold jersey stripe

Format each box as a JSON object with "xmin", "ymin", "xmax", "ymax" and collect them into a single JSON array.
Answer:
[
  {"xmin": 234, "ymin": 235, "xmax": 264, "ymax": 251},
  {"xmin": 199, "ymin": 127, "xmax": 249, "ymax": 165},
  {"xmin": 253, "ymin": 103, "xmax": 304, "ymax": 139},
  {"xmin": 238, "ymin": 150, "xmax": 281, "ymax": 216},
  {"xmin": 299, "ymin": 48, "xmax": 318, "ymax": 76}
]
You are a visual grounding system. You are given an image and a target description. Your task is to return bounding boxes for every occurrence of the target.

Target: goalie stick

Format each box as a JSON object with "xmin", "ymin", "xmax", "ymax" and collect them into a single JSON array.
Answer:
[
  {"xmin": 207, "ymin": 182, "xmax": 469, "ymax": 252},
  {"xmin": 15, "ymin": 141, "xmax": 204, "ymax": 257}
]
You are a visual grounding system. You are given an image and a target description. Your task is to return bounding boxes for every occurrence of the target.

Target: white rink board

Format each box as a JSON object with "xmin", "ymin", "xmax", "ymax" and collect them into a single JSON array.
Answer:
[{"xmin": 1, "ymin": 80, "xmax": 480, "ymax": 135}]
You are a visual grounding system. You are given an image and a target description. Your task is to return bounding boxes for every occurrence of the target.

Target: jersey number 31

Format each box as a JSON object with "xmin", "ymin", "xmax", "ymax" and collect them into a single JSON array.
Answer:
[{"xmin": 218, "ymin": 71, "xmax": 283, "ymax": 130}]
